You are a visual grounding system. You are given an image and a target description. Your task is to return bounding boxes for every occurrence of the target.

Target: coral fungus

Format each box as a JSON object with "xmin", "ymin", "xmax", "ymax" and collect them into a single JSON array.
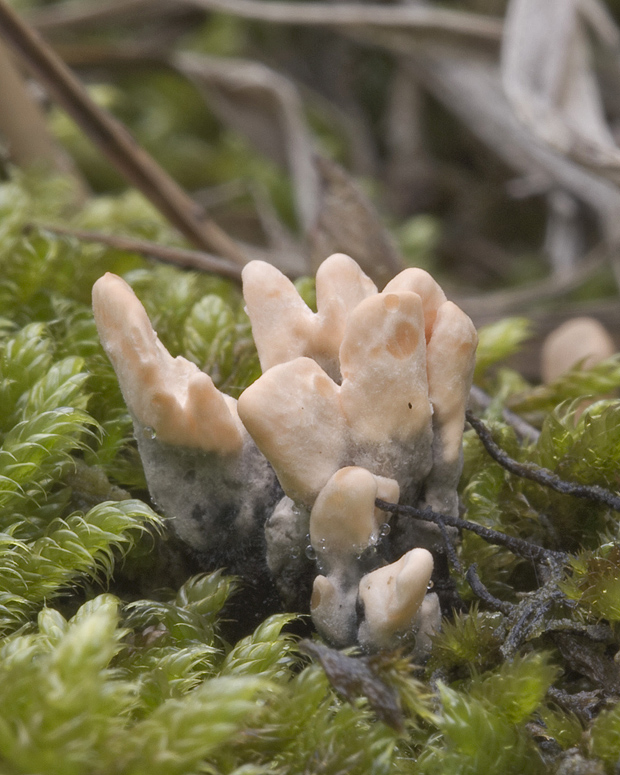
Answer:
[{"xmin": 93, "ymin": 254, "xmax": 477, "ymax": 651}]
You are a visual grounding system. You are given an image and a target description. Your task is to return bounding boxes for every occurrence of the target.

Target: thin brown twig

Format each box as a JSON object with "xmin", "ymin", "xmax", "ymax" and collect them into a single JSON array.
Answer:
[
  {"xmin": 28, "ymin": 222, "xmax": 243, "ymax": 282},
  {"xmin": 0, "ymin": 0, "xmax": 246, "ymax": 266},
  {"xmin": 466, "ymin": 410, "xmax": 620, "ymax": 512},
  {"xmin": 28, "ymin": 0, "xmax": 503, "ymax": 47}
]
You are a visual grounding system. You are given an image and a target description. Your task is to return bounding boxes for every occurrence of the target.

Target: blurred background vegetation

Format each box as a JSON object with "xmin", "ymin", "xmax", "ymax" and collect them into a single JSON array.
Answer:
[{"xmin": 4, "ymin": 0, "xmax": 620, "ymax": 380}]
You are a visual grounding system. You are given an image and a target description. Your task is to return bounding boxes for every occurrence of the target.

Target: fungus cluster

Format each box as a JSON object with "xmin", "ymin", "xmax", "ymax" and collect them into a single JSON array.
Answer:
[{"xmin": 92, "ymin": 254, "xmax": 477, "ymax": 652}]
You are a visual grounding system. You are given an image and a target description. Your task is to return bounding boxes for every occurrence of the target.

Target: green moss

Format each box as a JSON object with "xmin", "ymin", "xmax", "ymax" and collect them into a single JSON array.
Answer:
[{"xmin": 3, "ymin": 172, "xmax": 620, "ymax": 773}]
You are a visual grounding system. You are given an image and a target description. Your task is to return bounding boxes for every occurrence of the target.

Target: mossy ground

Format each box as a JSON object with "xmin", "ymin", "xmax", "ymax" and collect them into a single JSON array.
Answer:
[{"xmin": 3, "ymin": 173, "xmax": 620, "ymax": 774}]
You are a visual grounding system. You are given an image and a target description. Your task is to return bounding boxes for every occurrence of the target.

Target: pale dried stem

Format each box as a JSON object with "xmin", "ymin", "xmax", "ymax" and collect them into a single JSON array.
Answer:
[
  {"xmin": 183, "ymin": 0, "xmax": 503, "ymax": 44},
  {"xmin": 174, "ymin": 52, "xmax": 320, "ymax": 236}
]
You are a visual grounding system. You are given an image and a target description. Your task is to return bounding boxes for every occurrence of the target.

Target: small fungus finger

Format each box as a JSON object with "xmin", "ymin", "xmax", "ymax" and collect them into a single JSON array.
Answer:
[
  {"xmin": 426, "ymin": 301, "xmax": 478, "ymax": 465},
  {"xmin": 242, "ymin": 260, "xmax": 314, "ymax": 372},
  {"xmin": 358, "ymin": 547, "xmax": 434, "ymax": 649},
  {"xmin": 314, "ymin": 253, "xmax": 377, "ymax": 375},
  {"xmin": 93, "ymin": 272, "xmax": 244, "ymax": 454},
  {"xmin": 339, "ymin": 291, "xmax": 432, "ymax": 446},
  {"xmin": 310, "ymin": 467, "xmax": 396, "ymax": 562},
  {"xmin": 383, "ymin": 267, "xmax": 447, "ymax": 342},
  {"xmin": 237, "ymin": 357, "xmax": 347, "ymax": 506},
  {"xmin": 311, "ymin": 575, "xmax": 358, "ymax": 648}
]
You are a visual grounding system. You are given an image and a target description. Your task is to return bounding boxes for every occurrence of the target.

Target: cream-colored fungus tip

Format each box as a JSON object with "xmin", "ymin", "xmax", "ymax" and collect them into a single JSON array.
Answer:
[
  {"xmin": 237, "ymin": 357, "xmax": 346, "ymax": 506},
  {"xmin": 92, "ymin": 272, "xmax": 244, "ymax": 454},
  {"xmin": 242, "ymin": 253, "xmax": 376, "ymax": 380},
  {"xmin": 358, "ymin": 547, "xmax": 434, "ymax": 648},
  {"xmin": 426, "ymin": 301, "xmax": 478, "ymax": 464},
  {"xmin": 309, "ymin": 467, "xmax": 398, "ymax": 559},
  {"xmin": 541, "ymin": 316, "xmax": 616, "ymax": 384},
  {"xmin": 242, "ymin": 260, "xmax": 314, "ymax": 372},
  {"xmin": 339, "ymin": 291, "xmax": 432, "ymax": 446},
  {"xmin": 313, "ymin": 253, "xmax": 377, "ymax": 370},
  {"xmin": 383, "ymin": 267, "xmax": 447, "ymax": 342}
]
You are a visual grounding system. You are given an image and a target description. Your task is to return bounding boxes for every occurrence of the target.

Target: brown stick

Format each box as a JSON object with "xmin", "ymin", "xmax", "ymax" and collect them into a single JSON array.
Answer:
[
  {"xmin": 29, "ymin": 222, "xmax": 243, "ymax": 282},
  {"xmin": 0, "ymin": 0, "xmax": 246, "ymax": 266}
]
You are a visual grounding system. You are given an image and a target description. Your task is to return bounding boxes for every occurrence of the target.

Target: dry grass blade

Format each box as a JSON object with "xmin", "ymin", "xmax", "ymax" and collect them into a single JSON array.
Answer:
[
  {"xmin": 309, "ymin": 156, "xmax": 404, "ymax": 287},
  {"xmin": 0, "ymin": 0, "xmax": 246, "ymax": 266},
  {"xmin": 502, "ymin": 0, "xmax": 620, "ymax": 182},
  {"xmin": 185, "ymin": 0, "xmax": 503, "ymax": 44}
]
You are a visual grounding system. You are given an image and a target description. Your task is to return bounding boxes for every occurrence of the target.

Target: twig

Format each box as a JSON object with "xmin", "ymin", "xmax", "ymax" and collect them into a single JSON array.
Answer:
[
  {"xmin": 466, "ymin": 410, "xmax": 620, "ymax": 512},
  {"xmin": 469, "ymin": 385, "xmax": 540, "ymax": 443},
  {"xmin": 390, "ymin": 46, "xmax": 620, "ymax": 248},
  {"xmin": 0, "ymin": 0, "xmax": 246, "ymax": 266},
  {"xmin": 466, "ymin": 564, "xmax": 514, "ymax": 615},
  {"xmin": 434, "ymin": 512, "xmax": 463, "ymax": 574},
  {"xmin": 375, "ymin": 499, "xmax": 565, "ymax": 565},
  {"xmin": 184, "ymin": 0, "xmax": 503, "ymax": 45},
  {"xmin": 502, "ymin": 0, "xmax": 620, "ymax": 186},
  {"xmin": 501, "ymin": 596, "xmax": 558, "ymax": 656},
  {"xmin": 27, "ymin": 223, "xmax": 243, "ymax": 282},
  {"xmin": 29, "ymin": 0, "xmax": 504, "ymax": 47}
]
